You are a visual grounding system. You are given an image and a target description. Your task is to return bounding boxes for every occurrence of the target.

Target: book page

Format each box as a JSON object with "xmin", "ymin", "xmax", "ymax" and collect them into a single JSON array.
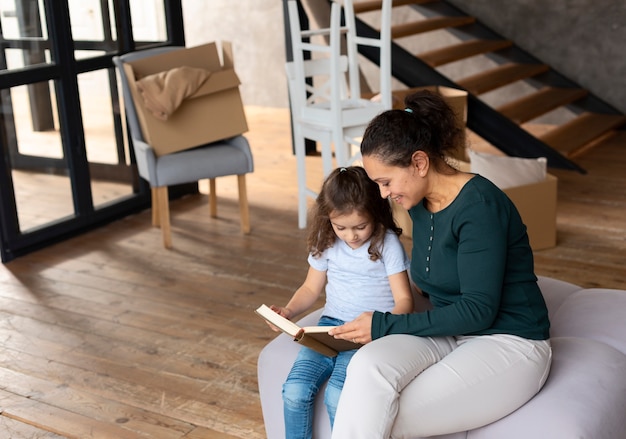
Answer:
[
  {"xmin": 300, "ymin": 325, "xmax": 338, "ymax": 333},
  {"xmin": 255, "ymin": 304, "xmax": 300, "ymax": 337}
]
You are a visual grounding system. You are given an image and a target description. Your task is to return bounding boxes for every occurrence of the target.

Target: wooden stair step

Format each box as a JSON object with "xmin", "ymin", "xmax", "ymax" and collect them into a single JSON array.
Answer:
[
  {"xmin": 498, "ymin": 87, "xmax": 589, "ymax": 124},
  {"xmin": 391, "ymin": 16, "xmax": 476, "ymax": 39},
  {"xmin": 457, "ymin": 63, "xmax": 550, "ymax": 95},
  {"xmin": 353, "ymin": 0, "xmax": 435, "ymax": 14},
  {"xmin": 418, "ymin": 39, "xmax": 513, "ymax": 67},
  {"xmin": 539, "ymin": 112, "xmax": 626, "ymax": 156}
]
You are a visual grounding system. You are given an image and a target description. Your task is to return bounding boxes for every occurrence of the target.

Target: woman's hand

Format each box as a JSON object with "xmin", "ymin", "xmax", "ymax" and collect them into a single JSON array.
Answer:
[{"xmin": 329, "ymin": 312, "xmax": 374, "ymax": 345}]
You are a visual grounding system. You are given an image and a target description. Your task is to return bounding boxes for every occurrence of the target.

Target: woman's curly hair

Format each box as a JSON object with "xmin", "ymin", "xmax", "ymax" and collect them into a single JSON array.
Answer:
[{"xmin": 360, "ymin": 89, "xmax": 464, "ymax": 172}]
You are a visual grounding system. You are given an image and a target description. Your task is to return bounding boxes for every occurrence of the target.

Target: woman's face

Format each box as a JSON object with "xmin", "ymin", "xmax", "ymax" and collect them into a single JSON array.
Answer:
[{"xmin": 362, "ymin": 155, "xmax": 424, "ymax": 210}]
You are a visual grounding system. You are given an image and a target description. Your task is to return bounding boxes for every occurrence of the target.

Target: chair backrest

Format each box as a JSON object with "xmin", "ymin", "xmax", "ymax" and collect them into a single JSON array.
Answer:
[
  {"xmin": 112, "ymin": 47, "xmax": 181, "ymax": 143},
  {"xmin": 286, "ymin": 0, "xmax": 346, "ymax": 121},
  {"xmin": 342, "ymin": 0, "xmax": 392, "ymax": 109},
  {"xmin": 285, "ymin": 0, "xmax": 392, "ymax": 119}
]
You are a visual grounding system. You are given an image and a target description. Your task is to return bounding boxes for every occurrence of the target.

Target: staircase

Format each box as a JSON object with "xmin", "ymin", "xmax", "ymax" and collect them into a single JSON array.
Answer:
[{"xmin": 350, "ymin": 0, "xmax": 626, "ymax": 173}]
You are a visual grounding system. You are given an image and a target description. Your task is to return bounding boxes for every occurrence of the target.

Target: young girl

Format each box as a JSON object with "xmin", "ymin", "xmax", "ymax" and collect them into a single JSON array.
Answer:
[{"xmin": 267, "ymin": 166, "xmax": 414, "ymax": 439}]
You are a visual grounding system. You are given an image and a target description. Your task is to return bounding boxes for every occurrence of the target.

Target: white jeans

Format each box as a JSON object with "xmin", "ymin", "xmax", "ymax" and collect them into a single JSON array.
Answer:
[{"xmin": 331, "ymin": 333, "xmax": 552, "ymax": 439}]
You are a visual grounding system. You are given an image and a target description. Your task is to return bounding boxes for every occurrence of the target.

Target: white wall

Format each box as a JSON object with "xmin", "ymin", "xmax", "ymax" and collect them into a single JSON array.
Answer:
[{"xmin": 182, "ymin": 0, "xmax": 290, "ymax": 108}]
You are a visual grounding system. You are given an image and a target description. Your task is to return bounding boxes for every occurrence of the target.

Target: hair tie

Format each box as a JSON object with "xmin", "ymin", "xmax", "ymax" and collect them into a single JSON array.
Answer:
[
  {"xmin": 339, "ymin": 167, "xmax": 347, "ymax": 172},
  {"xmin": 404, "ymin": 108, "xmax": 413, "ymax": 113}
]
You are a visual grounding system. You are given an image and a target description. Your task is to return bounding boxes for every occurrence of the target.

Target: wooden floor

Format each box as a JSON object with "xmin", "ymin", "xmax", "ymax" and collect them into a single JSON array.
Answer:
[{"xmin": 1, "ymin": 106, "xmax": 625, "ymax": 438}]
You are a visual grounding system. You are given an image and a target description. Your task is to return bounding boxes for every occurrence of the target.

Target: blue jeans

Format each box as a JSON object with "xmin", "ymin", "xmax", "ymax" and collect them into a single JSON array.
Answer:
[{"xmin": 282, "ymin": 316, "xmax": 357, "ymax": 439}]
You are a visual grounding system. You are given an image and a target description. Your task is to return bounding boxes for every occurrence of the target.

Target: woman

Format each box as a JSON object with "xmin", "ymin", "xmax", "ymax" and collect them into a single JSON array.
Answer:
[{"xmin": 329, "ymin": 90, "xmax": 551, "ymax": 438}]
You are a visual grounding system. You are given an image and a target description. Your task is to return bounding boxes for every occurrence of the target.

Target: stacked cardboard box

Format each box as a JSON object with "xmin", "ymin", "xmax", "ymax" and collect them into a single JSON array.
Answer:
[{"xmin": 122, "ymin": 42, "xmax": 248, "ymax": 156}]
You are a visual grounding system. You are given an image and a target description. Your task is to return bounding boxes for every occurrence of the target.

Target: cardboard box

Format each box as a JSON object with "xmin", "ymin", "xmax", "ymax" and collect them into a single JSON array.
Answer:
[
  {"xmin": 123, "ymin": 42, "xmax": 248, "ymax": 156},
  {"xmin": 391, "ymin": 166, "xmax": 557, "ymax": 251},
  {"xmin": 391, "ymin": 86, "xmax": 468, "ymax": 161},
  {"xmin": 503, "ymin": 173, "xmax": 557, "ymax": 250}
]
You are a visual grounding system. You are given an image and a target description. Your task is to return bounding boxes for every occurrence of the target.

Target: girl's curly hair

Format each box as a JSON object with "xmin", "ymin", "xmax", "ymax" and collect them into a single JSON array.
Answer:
[{"xmin": 307, "ymin": 166, "xmax": 401, "ymax": 261}]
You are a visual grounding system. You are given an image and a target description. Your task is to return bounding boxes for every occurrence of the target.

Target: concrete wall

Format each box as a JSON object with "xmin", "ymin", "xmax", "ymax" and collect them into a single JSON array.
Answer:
[
  {"xmin": 448, "ymin": 0, "xmax": 626, "ymax": 114},
  {"xmin": 182, "ymin": 1, "xmax": 289, "ymax": 108},
  {"xmin": 182, "ymin": 0, "xmax": 626, "ymax": 114}
]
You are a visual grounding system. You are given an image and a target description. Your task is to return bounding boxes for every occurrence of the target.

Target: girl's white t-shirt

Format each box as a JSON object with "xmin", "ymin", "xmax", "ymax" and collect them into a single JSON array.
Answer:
[{"xmin": 308, "ymin": 231, "xmax": 410, "ymax": 322}]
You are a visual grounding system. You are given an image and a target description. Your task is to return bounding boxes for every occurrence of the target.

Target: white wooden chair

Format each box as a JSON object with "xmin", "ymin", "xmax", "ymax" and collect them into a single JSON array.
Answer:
[{"xmin": 285, "ymin": 0, "xmax": 392, "ymax": 228}]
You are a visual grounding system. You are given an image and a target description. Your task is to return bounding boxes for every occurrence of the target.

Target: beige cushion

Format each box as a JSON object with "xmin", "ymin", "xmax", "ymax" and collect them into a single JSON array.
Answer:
[{"xmin": 469, "ymin": 150, "xmax": 547, "ymax": 189}]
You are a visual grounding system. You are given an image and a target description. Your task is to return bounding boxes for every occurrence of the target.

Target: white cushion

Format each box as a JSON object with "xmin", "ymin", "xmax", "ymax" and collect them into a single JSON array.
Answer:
[
  {"xmin": 536, "ymin": 276, "xmax": 583, "ymax": 322},
  {"xmin": 469, "ymin": 149, "xmax": 547, "ymax": 189},
  {"xmin": 468, "ymin": 337, "xmax": 626, "ymax": 439},
  {"xmin": 257, "ymin": 281, "xmax": 626, "ymax": 439},
  {"xmin": 551, "ymin": 288, "xmax": 626, "ymax": 354}
]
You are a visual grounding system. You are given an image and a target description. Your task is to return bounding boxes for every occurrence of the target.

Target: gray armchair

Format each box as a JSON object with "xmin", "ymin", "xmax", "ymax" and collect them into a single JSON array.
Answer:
[{"xmin": 113, "ymin": 47, "xmax": 254, "ymax": 248}]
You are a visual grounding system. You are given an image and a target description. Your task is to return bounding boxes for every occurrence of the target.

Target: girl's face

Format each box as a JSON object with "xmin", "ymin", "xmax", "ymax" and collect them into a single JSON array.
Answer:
[
  {"xmin": 329, "ymin": 209, "xmax": 374, "ymax": 250},
  {"xmin": 362, "ymin": 155, "xmax": 424, "ymax": 210}
]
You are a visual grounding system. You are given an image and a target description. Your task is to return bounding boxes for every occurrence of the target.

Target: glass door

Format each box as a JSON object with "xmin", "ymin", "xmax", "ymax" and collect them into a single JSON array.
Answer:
[{"xmin": 0, "ymin": 0, "xmax": 184, "ymax": 262}]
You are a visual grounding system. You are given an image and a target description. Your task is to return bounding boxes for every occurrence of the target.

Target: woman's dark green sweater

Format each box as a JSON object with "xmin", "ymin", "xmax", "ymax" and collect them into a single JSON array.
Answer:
[{"xmin": 372, "ymin": 175, "xmax": 550, "ymax": 341}]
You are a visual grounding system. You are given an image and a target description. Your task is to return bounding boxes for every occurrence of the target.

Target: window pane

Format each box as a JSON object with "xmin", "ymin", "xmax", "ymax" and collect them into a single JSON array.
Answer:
[
  {"xmin": 11, "ymin": 83, "xmax": 61, "ymax": 158},
  {"xmin": 0, "ymin": 0, "xmax": 51, "ymax": 70},
  {"xmin": 69, "ymin": 0, "xmax": 118, "ymax": 60},
  {"xmin": 0, "ymin": 0, "xmax": 48, "ymax": 40},
  {"xmin": 2, "ymin": 47, "xmax": 51, "ymax": 70},
  {"xmin": 2, "ymin": 84, "xmax": 74, "ymax": 232},
  {"xmin": 130, "ymin": 0, "xmax": 167, "ymax": 41},
  {"xmin": 69, "ymin": 0, "xmax": 106, "ymax": 41},
  {"xmin": 77, "ymin": 70, "xmax": 135, "ymax": 209}
]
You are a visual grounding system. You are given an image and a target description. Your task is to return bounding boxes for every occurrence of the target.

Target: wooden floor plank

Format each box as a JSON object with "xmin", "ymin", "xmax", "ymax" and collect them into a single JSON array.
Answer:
[
  {"xmin": 0, "ymin": 369, "xmax": 194, "ymax": 439},
  {"xmin": 0, "ymin": 415, "xmax": 66, "ymax": 439},
  {"xmin": 183, "ymin": 426, "xmax": 245, "ymax": 439},
  {"xmin": 0, "ymin": 345, "xmax": 263, "ymax": 438},
  {"xmin": 0, "ymin": 389, "xmax": 146, "ymax": 439}
]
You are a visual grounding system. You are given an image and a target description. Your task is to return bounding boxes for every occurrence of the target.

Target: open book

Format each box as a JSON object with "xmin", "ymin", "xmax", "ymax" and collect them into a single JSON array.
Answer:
[{"xmin": 255, "ymin": 304, "xmax": 361, "ymax": 357}]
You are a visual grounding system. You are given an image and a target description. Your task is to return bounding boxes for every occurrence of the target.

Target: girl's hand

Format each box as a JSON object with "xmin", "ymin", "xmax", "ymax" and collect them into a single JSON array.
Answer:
[
  {"xmin": 265, "ymin": 305, "xmax": 293, "ymax": 332},
  {"xmin": 329, "ymin": 312, "xmax": 374, "ymax": 345},
  {"xmin": 269, "ymin": 304, "xmax": 293, "ymax": 319}
]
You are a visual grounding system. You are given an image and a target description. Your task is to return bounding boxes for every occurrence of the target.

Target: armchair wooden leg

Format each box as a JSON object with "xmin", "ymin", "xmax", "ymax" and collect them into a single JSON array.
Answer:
[
  {"xmin": 154, "ymin": 186, "xmax": 172, "ymax": 249},
  {"xmin": 237, "ymin": 174, "xmax": 251, "ymax": 234},
  {"xmin": 209, "ymin": 178, "xmax": 217, "ymax": 218}
]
